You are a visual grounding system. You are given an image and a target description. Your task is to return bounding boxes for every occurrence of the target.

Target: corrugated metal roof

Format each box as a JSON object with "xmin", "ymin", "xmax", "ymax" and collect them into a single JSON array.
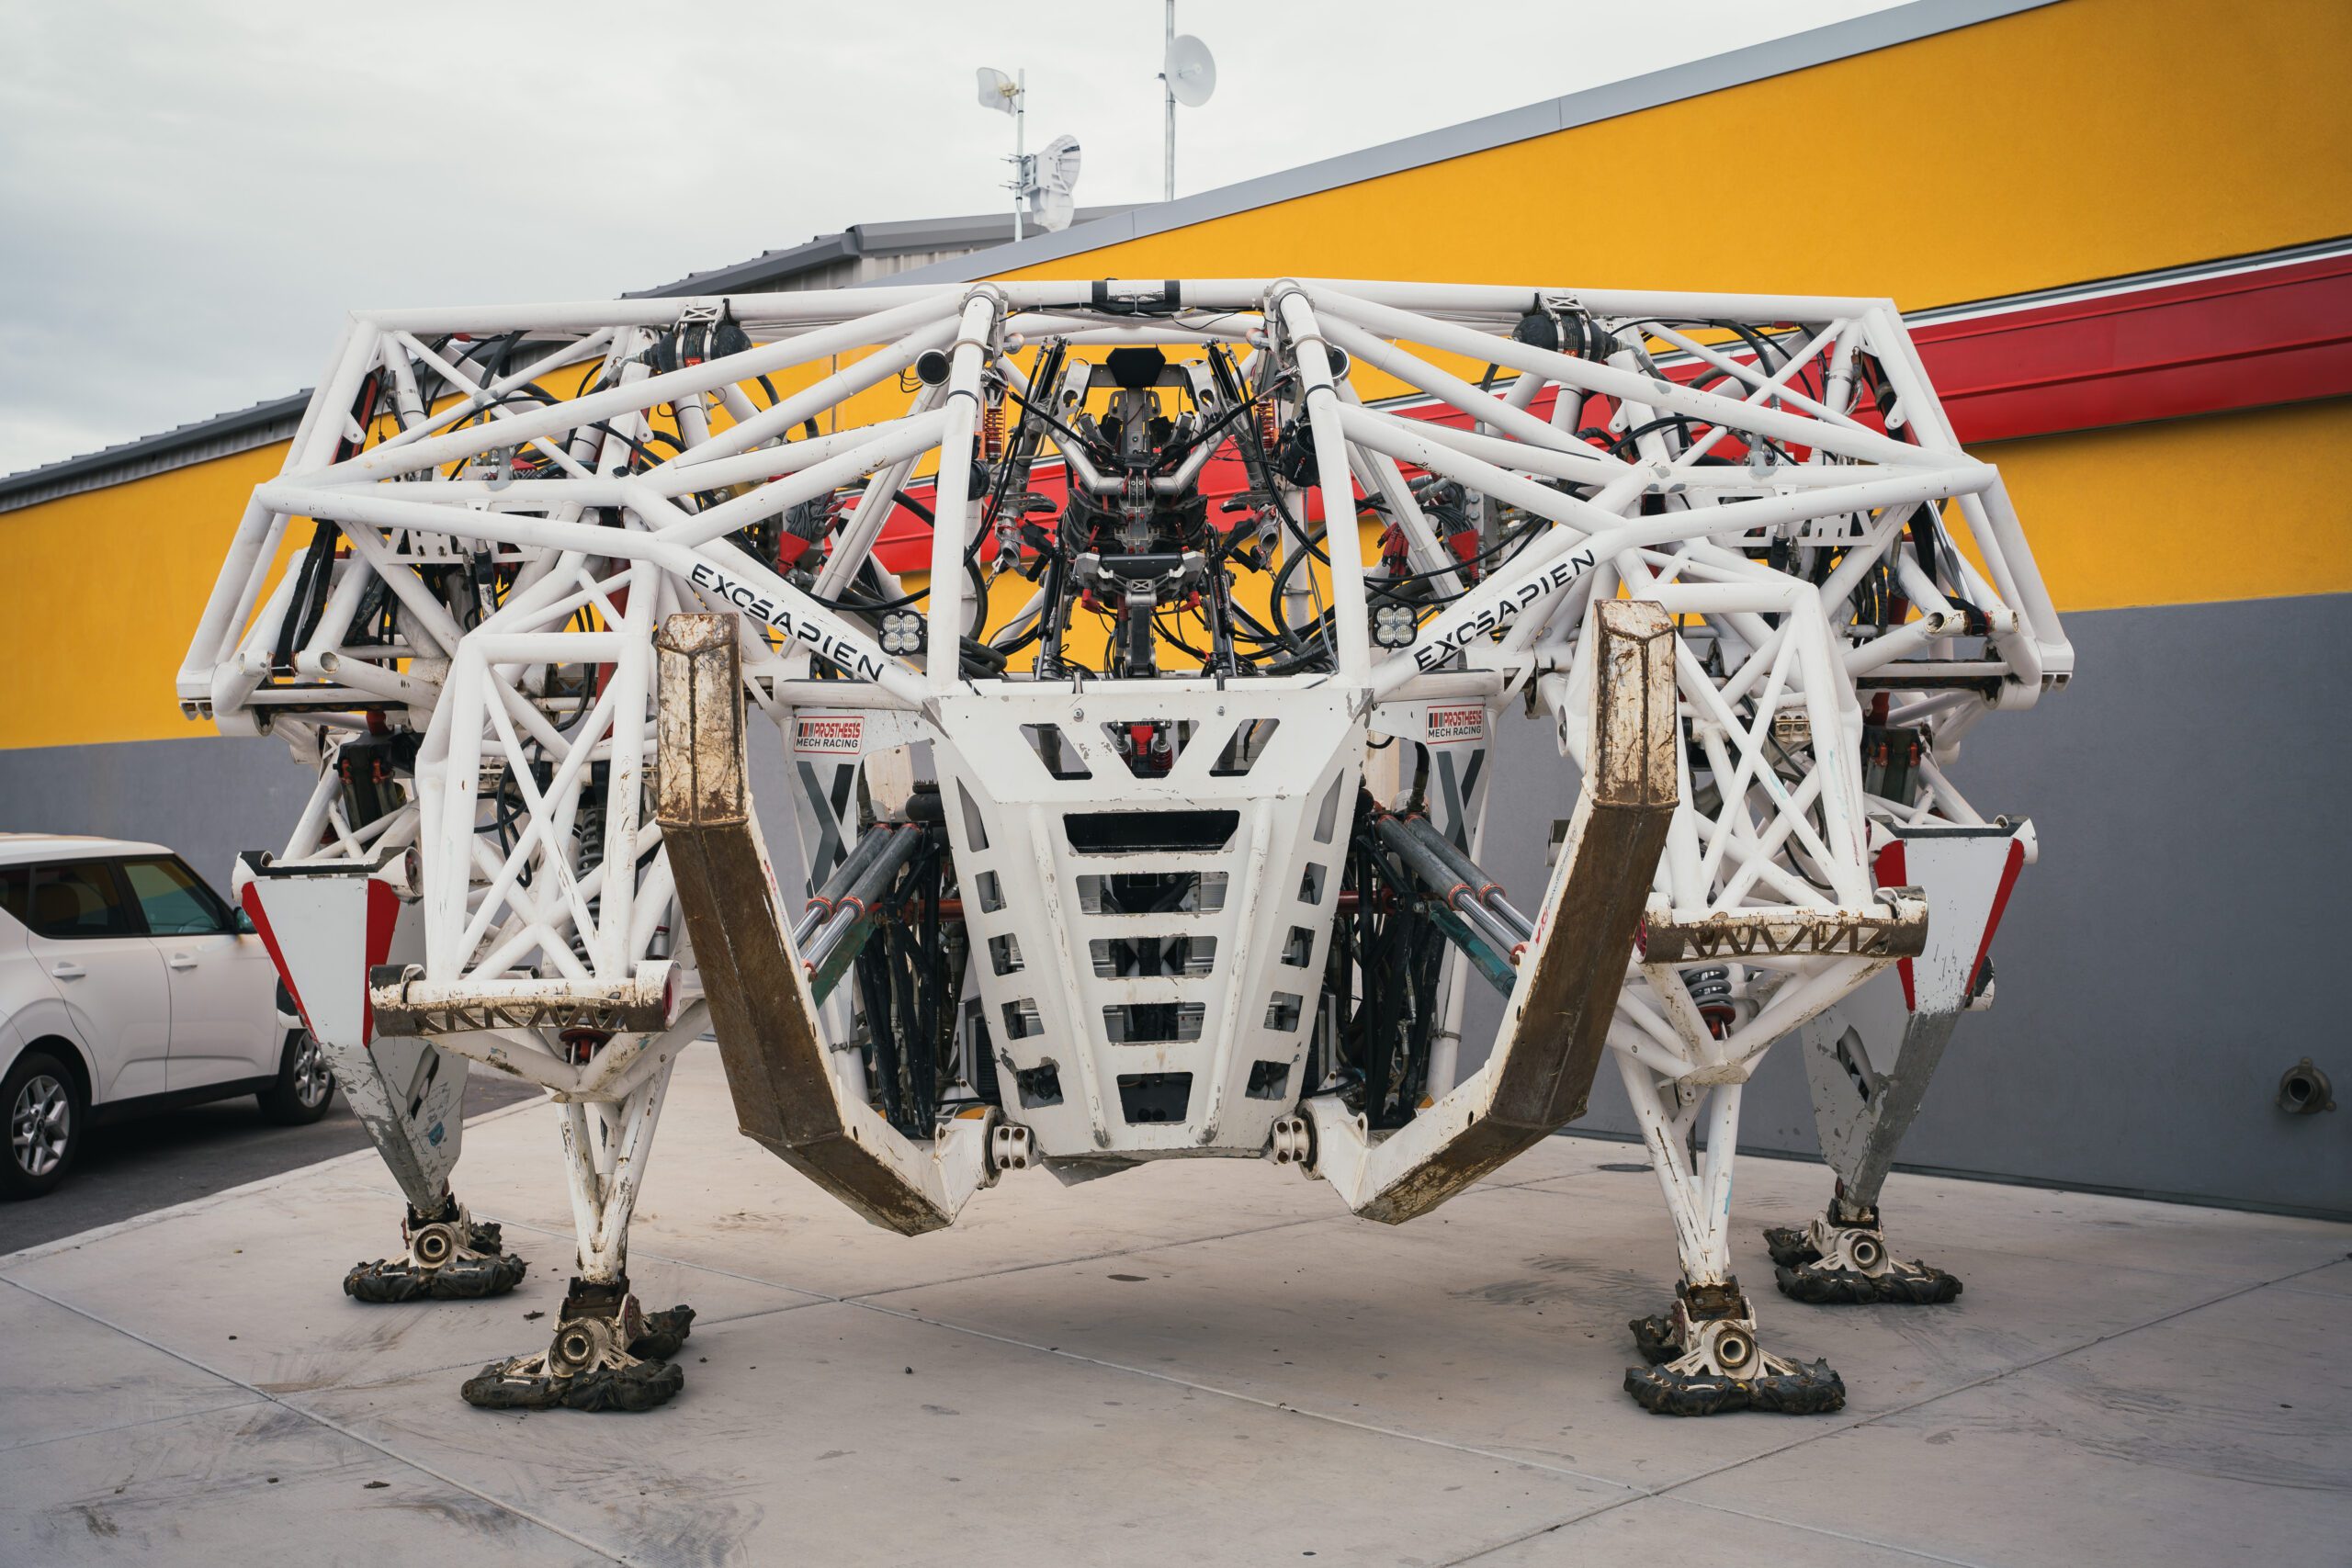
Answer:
[
  {"xmin": 0, "ymin": 392, "xmax": 309, "ymax": 514},
  {"xmin": 628, "ymin": 208, "xmax": 1138, "ymax": 299}
]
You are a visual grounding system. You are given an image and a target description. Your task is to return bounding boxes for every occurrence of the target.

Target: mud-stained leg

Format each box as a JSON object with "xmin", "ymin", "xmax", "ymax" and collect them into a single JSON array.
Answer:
[
  {"xmin": 650, "ymin": 612, "xmax": 1011, "ymax": 1234},
  {"xmin": 1618, "ymin": 1066, "xmax": 1845, "ymax": 1416},
  {"xmin": 1773, "ymin": 820, "xmax": 2029, "ymax": 1307},
  {"xmin": 458, "ymin": 1049, "xmax": 695, "ymax": 1413},
  {"xmin": 233, "ymin": 852, "xmax": 526, "ymax": 1302}
]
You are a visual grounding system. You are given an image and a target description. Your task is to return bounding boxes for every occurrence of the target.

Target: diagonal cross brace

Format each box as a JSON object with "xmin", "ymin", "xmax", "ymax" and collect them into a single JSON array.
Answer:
[
  {"xmin": 1304, "ymin": 598, "xmax": 1679, "ymax": 1223},
  {"xmin": 653, "ymin": 612, "xmax": 993, "ymax": 1235}
]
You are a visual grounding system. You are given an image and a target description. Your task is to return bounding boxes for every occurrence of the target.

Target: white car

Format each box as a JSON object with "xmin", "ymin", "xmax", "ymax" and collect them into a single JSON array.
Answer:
[{"xmin": 0, "ymin": 834, "xmax": 332, "ymax": 1198}]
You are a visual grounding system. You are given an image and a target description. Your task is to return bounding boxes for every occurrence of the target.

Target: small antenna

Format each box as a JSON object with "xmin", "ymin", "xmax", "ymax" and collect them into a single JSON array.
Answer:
[
  {"xmin": 1032, "ymin": 134, "xmax": 1082, "ymax": 233},
  {"xmin": 1159, "ymin": 5, "xmax": 1216, "ymax": 202},
  {"xmin": 975, "ymin": 66, "xmax": 1029, "ymax": 241}
]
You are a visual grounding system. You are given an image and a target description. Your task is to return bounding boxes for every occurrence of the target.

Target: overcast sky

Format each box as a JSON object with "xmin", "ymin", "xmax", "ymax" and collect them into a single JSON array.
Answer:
[{"xmin": 0, "ymin": 0, "xmax": 1899, "ymax": 477}]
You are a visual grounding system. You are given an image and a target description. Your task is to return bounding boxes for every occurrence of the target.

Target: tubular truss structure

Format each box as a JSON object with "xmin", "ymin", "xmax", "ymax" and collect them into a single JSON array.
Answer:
[{"xmin": 187, "ymin": 277, "xmax": 2065, "ymax": 1414}]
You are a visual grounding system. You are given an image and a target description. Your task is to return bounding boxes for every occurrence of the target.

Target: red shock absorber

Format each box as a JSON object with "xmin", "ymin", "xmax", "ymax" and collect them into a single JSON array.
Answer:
[{"xmin": 981, "ymin": 400, "xmax": 1006, "ymax": 463}]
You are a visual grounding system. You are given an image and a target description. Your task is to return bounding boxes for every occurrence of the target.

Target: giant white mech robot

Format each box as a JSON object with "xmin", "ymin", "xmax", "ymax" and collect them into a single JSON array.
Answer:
[{"xmin": 182, "ymin": 277, "xmax": 2065, "ymax": 1416}]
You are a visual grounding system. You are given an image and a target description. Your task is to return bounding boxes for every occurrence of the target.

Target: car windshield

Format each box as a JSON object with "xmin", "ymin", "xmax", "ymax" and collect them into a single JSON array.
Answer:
[{"xmin": 118, "ymin": 857, "xmax": 232, "ymax": 936}]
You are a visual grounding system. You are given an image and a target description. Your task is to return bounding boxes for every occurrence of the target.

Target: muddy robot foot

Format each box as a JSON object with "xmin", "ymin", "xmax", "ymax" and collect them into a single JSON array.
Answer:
[
  {"xmin": 345, "ymin": 1196, "xmax": 527, "ymax": 1303},
  {"xmin": 1769, "ymin": 1213, "xmax": 1962, "ymax": 1305},
  {"xmin": 1623, "ymin": 1278, "xmax": 1846, "ymax": 1416},
  {"xmin": 461, "ymin": 1277, "xmax": 695, "ymax": 1413}
]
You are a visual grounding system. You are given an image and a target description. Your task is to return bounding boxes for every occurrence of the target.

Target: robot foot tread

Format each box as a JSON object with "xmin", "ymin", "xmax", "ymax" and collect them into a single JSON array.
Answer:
[
  {"xmin": 344, "ymin": 1196, "xmax": 527, "ymax": 1303},
  {"xmin": 1768, "ymin": 1213, "xmax": 1962, "ymax": 1305},
  {"xmin": 460, "ymin": 1276, "xmax": 695, "ymax": 1413},
  {"xmin": 1623, "ymin": 1278, "xmax": 1846, "ymax": 1416}
]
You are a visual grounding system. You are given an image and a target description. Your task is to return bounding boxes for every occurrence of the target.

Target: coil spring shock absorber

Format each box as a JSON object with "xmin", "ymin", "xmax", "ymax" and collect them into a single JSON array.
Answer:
[
  {"xmin": 1681, "ymin": 965, "xmax": 1736, "ymax": 1038},
  {"xmin": 980, "ymin": 399, "xmax": 1006, "ymax": 463}
]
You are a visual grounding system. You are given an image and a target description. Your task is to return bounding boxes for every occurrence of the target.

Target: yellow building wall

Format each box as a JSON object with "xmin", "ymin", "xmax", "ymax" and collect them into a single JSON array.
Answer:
[
  {"xmin": 1977, "ymin": 401, "xmax": 2352, "ymax": 614},
  {"xmin": 3, "ymin": 445, "xmax": 300, "ymax": 750},
  {"xmin": 5, "ymin": 0, "xmax": 2347, "ymax": 750},
  {"xmin": 990, "ymin": 0, "xmax": 2352, "ymax": 310}
]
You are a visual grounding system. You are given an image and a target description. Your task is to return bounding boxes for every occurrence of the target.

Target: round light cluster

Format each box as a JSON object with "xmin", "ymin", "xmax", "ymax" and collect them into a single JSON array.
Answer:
[
  {"xmin": 879, "ymin": 610, "xmax": 926, "ymax": 657},
  {"xmin": 1373, "ymin": 603, "xmax": 1419, "ymax": 649}
]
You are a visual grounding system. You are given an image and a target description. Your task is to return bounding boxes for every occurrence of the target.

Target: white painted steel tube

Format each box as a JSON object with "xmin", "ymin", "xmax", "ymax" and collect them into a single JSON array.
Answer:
[
  {"xmin": 1272, "ymin": 288, "xmax": 1371, "ymax": 681},
  {"xmin": 668, "ymin": 319, "xmax": 959, "ymax": 474},
  {"xmin": 928, "ymin": 291, "xmax": 1003, "ymax": 688},
  {"xmin": 319, "ymin": 295, "xmax": 960, "ymax": 485},
  {"xmin": 1321, "ymin": 317, "xmax": 1630, "ymax": 469},
  {"xmin": 256, "ymin": 481, "xmax": 927, "ymax": 711},
  {"xmin": 1313, "ymin": 288, "xmax": 1967, "ymax": 473}
]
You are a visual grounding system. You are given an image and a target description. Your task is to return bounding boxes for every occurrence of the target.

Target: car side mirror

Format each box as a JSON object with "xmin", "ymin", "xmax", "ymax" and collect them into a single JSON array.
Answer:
[{"xmin": 232, "ymin": 908, "xmax": 256, "ymax": 936}]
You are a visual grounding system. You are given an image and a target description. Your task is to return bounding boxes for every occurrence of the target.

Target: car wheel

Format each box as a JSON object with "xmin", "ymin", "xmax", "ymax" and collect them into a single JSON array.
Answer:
[
  {"xmin": 3, "ymin": 1049, "xmax": 83, "ymax": 1199},
  {"xmin": 257, "ymin": 1029, "xmax": 336, "ymax": 1125}
]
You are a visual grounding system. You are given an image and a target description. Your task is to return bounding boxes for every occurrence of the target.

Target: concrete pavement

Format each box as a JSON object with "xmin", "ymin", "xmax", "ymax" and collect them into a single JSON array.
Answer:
[{"xmin": 3, "ymin": 1043, "xmax": 2346, "ymax": 1566}]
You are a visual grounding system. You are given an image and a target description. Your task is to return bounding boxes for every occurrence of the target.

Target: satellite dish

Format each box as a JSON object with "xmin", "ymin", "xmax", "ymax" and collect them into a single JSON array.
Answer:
[
  {"xmin": 1031, "ymin": 133, "xmax": 1081, "ymax": 232},
  {"xmin": 976, "ymin": 66, "xmax": 1017, "ymax": 115},
  {"xmin": 1164, "ymin": 35, "xmax": 1216, "ymax": 107}
]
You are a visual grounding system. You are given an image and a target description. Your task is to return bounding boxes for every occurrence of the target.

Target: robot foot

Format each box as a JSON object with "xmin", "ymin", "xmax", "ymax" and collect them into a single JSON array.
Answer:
[
  {"xmin": 460, "ymin": 1276, "xmax": 694, "ymax": 1413},
  {"xmin": 1769, "ymin": 1213, "xmax": 1962, "ymax": 1305},
  {"xmin": 1623, "ymin": 1278, "xmax": 1845, "ymax": 1416},
  {"xmin": 344, "ymin": 1197, "xmax": 527, "ymax": 1303},
  {"xmin": 1762, "ymin": 1224, "xmax": 1819, "ymax": 1269}
]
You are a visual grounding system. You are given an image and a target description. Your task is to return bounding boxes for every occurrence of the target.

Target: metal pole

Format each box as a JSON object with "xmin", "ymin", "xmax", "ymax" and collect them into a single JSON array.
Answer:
[
  {"xmin": 1162, "ymin": 0, "xmax": 1175, "ymax": 201},
  {"xmin": 1013, "ymin": 69, "xmax": 1026, "ymax": 243}
]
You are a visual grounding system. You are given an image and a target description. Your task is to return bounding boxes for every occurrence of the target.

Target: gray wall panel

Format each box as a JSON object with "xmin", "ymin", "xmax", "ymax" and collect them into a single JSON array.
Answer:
[
  {"xmin": 1464, "ymin": 594, "xmax": 2352, "ymax": 1215},
  {"xmin": 0, "ymin": 735, "xmax": 317, "ymax": 895}
]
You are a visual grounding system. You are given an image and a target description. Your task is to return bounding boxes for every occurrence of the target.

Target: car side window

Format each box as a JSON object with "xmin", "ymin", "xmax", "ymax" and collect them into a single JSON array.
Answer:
[
  {"xmin": 0, "ymin": 865, "xmax": 30, "ymax": 930},
  {"xmin": 19, "ymin": 861, "xmax": 142, "ymax": 940},
  {"xmin": 119, "ymin": 857, "xmax": 234, "ymax": 937}
]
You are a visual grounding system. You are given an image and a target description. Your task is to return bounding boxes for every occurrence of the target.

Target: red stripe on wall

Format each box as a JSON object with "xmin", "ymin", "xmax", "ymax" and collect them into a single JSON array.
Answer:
[{"xmin": 1913, "ymin": 251, "xmax": 2352, "ymax": 443}]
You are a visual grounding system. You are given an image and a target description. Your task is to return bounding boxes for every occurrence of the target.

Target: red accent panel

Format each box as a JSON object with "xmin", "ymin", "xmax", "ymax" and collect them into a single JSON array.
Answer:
[
  {"xmin": 361, "ymin": 880, "xmax": 401, "ymax": 1047},
  {"xmin": 1872, "ymin": 841, "xmax": 1915, "ymax": 1011},
  {"xmin": 1914, "ymin": 253, "xmax": 2352, "ymax": 443},
  {"xmin": 240, "ymin": 883, "xmax": 310, "ymax": 1036},
  {"xmin": 1968, "ymin": 839, "xmax": 2028, "ymax": 1001}
]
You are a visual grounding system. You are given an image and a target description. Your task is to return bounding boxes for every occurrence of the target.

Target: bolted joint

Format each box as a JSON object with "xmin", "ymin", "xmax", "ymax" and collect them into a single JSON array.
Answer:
[
  {"xmin": 1678, "ymin": 1276, "xmax": 1750, "ymax": 1323},
  {"xmin": 409, "ymin": 1223, "xmax": 458, "ymax": 1269},
  {"xmin": 1690, "ymin": 1317, "xmax": 1759, "ymax": 1375},
  {"xmin": 1268, "ymin": 1114, "xmax": 1317, "ymax": 1174},
  {"xmin": 989, "ymin": 1121, "xmax": 1034, "ymax": 1178}
]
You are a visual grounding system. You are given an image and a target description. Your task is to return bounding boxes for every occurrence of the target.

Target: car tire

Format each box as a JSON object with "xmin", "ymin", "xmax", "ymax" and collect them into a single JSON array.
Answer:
[
  {"xmin": 257, "ymin": 1029, "xmax": 336, "ymax": 1125},
  {"xmin": 3, "ymin": 1049, "xmax": 84, "ymax": 1200}
]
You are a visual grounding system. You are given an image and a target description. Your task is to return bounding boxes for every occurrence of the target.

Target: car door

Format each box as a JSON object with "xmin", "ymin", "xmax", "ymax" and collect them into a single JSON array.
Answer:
[
  {"xmin": 119, "ymin": 855, "xmax": 283, "ymax": 1092},
  {"xmin": 10, "ymin": 860, "xmax": 171, "ymax": 1101}
]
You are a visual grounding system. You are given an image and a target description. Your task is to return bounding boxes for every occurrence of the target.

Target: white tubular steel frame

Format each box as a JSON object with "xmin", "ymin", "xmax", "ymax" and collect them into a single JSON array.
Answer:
[{"xmin": 184, "ymin": 276, "xmax": 2065, "ymax": 1402}]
